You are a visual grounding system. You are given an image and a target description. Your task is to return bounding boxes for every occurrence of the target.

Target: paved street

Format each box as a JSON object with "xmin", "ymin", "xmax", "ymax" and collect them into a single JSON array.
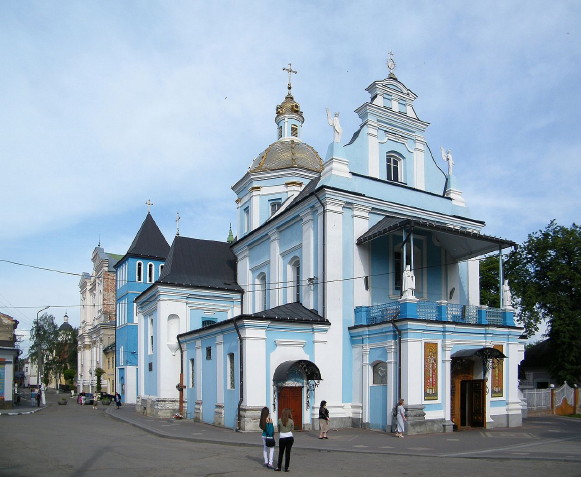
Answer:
[{"xmin": 1, "ymin": 392, "xmax": 580, "ymax": 476}]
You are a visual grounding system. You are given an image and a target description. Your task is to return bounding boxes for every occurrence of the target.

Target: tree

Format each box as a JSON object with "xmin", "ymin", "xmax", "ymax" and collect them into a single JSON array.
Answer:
[
  {"xmin": 505, "ymin": 220, "xmax": 581, "ymax": 383},
  {"xmin": 479, "ymin": 255, "xmax": 503, "ymax": 308},
  {"xmin": 95, "ymin": 367, "xmax": 105, "ymax": 393},
  {"xmin": 29, "ymin": 313, "xmax": 58, "ymax": 385}
]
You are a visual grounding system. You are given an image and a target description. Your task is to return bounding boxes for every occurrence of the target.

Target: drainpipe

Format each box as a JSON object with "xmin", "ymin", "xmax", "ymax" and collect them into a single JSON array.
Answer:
[
  {"xmin": 233, "ymin": 315, "xmax": 243, "ymax": 431},
  {"xmin": 498, "ymin": 245, "xmax": 504, "ymax": 308},
  {"xmin": 177, "ymin": 335, "xmax": 184, "ymax": 416},
  {"xmin": 314, "ymin": 192, "xmax": 326, "ymax": 317},
  {"xmin": 391, "ymin": 317, "xmax": 402, "ymax": 400}
]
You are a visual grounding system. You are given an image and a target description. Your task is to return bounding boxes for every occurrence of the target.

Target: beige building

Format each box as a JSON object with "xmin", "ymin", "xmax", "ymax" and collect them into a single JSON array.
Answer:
[
  {"xmin": 0, "ymin": 312, "xmax": 19, "ymax": 408},
  {"xmin": 77, "ymin": 246, "xmax": 120, "ymax": 393}
]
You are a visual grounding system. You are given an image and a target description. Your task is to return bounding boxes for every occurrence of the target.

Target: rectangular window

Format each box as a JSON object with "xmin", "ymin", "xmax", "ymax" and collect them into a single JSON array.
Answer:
[
  {"xmin": 243, "ymin": 207, "xmax": 250, "ymax": 233},
  {"xmin": 278, "ymin": 125, "xmax": 283, "ymax": 139},
  {"xmin": 270, "ymin": 200, "xmax": 282, "ymax": 217},
  {"xmin": 148, "ymin": 317, "xmax": 154, "ymax": 354},
  {"xmin": 190, "ymin": 358, "xmax": 195, "ymax": 387},
  {"xmin": 206, "ymin": 346, "xmax": 212, "ymax": 360},
  {"xmin": 291, "ymin": 124, "xmax": 298, "ymax": 137},
  {"xmin": 386, "ymin": 155, "xmax": 400, "ymax": 182},
  {"xmin": 228, "ymin": 353, "xmax": 235, "ymax": 389}
]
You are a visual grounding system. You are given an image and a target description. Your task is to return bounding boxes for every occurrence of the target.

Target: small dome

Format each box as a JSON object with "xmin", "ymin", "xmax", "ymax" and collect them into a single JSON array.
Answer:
[
  {"xmin": 275, "ymin": 91, "xmax": 304, "ymax": 124},
  {"xmin": 250, "ymin": 138, "xmax": 323, "ymax": 173},
  {"xmin": 59, "ymin": 313, "xmax": 73, "ymax": 332}
]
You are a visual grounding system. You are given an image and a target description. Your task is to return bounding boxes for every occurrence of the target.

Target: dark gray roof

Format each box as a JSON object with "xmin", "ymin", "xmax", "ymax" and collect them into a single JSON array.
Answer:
[
  {"xmin": 126, "ymin": 213, "xmax": 170, "ymax": 260},
  {"xmin": 159, "ymin": 236, "xmax": 242, "ymax": 292},
  {"xmin": 357, "ymin": 216, "xmax": 516, "ymax": 261},
  {"xmin": 249, "ymin": 302, "xmax": 327, "ymax": 323}
]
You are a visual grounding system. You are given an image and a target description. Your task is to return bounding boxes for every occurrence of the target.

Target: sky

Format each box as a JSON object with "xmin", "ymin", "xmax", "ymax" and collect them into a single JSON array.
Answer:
[{"xmin": 1, "ymin": 1, "xmax": 580, "ymax": 354}]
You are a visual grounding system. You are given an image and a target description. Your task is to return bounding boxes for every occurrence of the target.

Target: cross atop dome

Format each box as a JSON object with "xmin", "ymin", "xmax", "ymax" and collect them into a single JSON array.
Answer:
[{"xmin": 282, "ymin": 63, "xmax": 297, "ymax": 92}]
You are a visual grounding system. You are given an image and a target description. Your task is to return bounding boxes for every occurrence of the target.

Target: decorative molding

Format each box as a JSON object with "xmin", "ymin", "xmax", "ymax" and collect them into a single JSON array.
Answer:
[{"xmin": 275, "ymin": 339, "xmax": 306, "ymax": 348}]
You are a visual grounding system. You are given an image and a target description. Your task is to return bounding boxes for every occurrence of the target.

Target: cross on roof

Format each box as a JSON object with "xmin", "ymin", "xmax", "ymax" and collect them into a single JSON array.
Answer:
[
  {"xmin": 282, "ymin": 63, "xmax": 297, "ymax": 91},
  {"xmin": 176, "ymin": 212, "xmax": 181, "ymax": 236},
  {"xmin": 145, "ymin": 199, "xmax": 154, "ymax": 212}
]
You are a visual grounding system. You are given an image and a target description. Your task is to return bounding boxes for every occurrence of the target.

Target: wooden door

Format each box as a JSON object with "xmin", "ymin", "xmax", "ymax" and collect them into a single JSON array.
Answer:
[
  {"xmin": 471, "ymin": 379, "xmax": 485, "ymax": 427},
  {"xmin": 278, "ymin": 387, "xmax": 303, "ymax": 430}
]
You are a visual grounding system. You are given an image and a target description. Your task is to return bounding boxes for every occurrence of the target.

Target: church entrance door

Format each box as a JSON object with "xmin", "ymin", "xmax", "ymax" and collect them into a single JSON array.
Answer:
[
  {"xmin": 459, "ymin": 379, "xmax": 485, "ymax": 428},
  {"xmin": 278, "ymin": 387, "xmax": 303, "ymax": 430}
]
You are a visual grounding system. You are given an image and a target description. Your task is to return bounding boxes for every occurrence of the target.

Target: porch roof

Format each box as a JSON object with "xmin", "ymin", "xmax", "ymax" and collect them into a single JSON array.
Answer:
[{"xmin": 357, "ymin": 216, "xmax": 516, "ymax": 261}]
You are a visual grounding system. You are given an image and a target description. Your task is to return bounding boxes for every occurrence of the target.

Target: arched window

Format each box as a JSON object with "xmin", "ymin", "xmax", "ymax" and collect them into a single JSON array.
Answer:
[
  {"xmin": 372, "ymin": 362, "xmax": 387, "ymax": 385},
  {"xmin": 256, "ymin": 273, "xmax": 267, "ymax": 312},
  {"xmin": 386, "ymin": 154, "xmax": 402, "ymax": 182},
  {"xmin": 159, "ymin": 264, "xmax": 164, "ymax": 276},
  {"xmin": 288, "ymin": 258, "xmax": 301, "ymax": 303},
  {"xmin": 291, "ymin": 124, "xmax": 298, "ymax": 137},
  {"xmin": 147, "ymin": 263, "xmax": 154, "ymax": 283},
  {"xmin": 136, "ymin": 261, "xmax": 143, "ymax": 282}
]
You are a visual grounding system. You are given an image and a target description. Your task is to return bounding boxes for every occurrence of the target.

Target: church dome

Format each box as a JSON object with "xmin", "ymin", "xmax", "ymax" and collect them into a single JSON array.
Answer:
[
  {"xmin": 250, "ymin": 138, "xmax": 323, "ymax": 173},
  {"xmin": 59, "ymin": 313, "xmax": 73, "ymax": 332}
]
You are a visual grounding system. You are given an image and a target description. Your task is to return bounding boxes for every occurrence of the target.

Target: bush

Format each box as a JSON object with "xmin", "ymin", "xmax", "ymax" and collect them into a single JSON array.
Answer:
[{"xmin": 101, "ymin": 398, "xmax": 111, "ymax": 406}]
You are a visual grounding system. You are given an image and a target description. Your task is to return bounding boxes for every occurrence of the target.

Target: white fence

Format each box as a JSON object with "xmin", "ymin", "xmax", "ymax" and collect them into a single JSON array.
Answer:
[{"xmin": 522, "ymin": 388, "xmax": 551, "ymax": 411}]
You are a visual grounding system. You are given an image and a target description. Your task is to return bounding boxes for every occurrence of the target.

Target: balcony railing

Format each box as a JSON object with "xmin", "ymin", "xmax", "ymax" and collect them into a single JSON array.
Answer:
[{"xmin": 354, "ymin": 300, "xmax": 515, "ymax": 327}]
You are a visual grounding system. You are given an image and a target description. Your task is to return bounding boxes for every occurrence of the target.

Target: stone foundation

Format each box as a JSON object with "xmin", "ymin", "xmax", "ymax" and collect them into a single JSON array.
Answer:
[
  {"xmin": 194, "ymin": 400, "xmax": 202, "ymax": 422},
  {"xmin": 239, "ymin": 405, "xmax": 263, "ymax": 431},
  {"xmin": 135, "ymin": 396, "xmax": 179, "ymax": 418},
  {"xmin": 214, "ymin": 403, "xmax": 225, "ymax": 427}
]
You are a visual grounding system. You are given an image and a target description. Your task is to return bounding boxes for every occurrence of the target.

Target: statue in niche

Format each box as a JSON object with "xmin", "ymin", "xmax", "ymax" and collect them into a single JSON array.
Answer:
[
  {"xmin": 440, "ymin": 147, "xmax": 454, "ymax": 176},
  {"xmin": 402, "ymin": 265, "xmax": 416, "ymax": 299},
  {"xmin": 502, "ymin": 279, "xmax": 512, "ymax": 308},
  {"xmin": 326, "ymin": 108, "xmax": 343, "ymax": 143}
]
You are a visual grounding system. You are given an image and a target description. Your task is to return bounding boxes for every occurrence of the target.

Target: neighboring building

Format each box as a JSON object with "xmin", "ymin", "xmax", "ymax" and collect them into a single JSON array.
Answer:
[
  {"xmin": 103, "ymin": 342, "xmax": 116, "ymax": 394},
  {"xmin": 77, "ymin": 246, "xmax": 120, "ymax": 393},
  {"xmin": 0, "ymin": 312, "xmax": 20, "ymax": 408},
  {"xmin": 22, "ymin": 356, "xmax": 39, "ymax": 388},
  {"xmin": 135, "ymin": 63, "xmax": 525, "ymax": 433},
  {"xmin": 115, "ymin": 213, "xmax": 170, "ymax": 403},
  {"xmin": 519, "ymin": 339, "xmax": 558, "ymax": 389}
]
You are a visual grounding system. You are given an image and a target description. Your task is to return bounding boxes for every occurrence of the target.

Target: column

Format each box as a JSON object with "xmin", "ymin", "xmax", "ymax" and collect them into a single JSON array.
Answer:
[
  {"xmin": 442, "ymin": 341, "xmax": 454, "ymax": 432},
  {"xmin": 268, "ymin": 231, "xmax": 281, "ymax": 307},
  {"xmin": 237, "ymin": 248, "xmax": 250, "ymax": 314},
  {"xmin": 300, "ymin": 209, "xmax": 315, "ymax": 310},
  {"xmin": 361, "ymin": 346, "xmax": 370, "ymax": 426},
  {"xmin": 215, "ymin": 335, "xmax": 225, "ymax": 426},
  {"xmin": 352, "ymin": 205, "xmax": 371, "ymax": 308}
]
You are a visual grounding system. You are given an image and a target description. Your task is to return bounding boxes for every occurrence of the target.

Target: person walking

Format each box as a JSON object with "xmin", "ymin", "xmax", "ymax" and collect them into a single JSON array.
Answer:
[
  {"xmin": 259, "ymin": 407, "xmax": 275, "ymax": 469},
  {"xmin": 318, "ymin": 400, "xmax": 329, "ymax": 439},
  {"xmin": 35, "ymin": 388, "xmax": 41, "ymax": 407},
  {"xmin": 275, "ymin": 408, "xmax": 294, "ymax": 472},
  {"xmin": 92, "ymin": 393, "xmax": 99, "ymax": 409},
  {"xmin": 114, "ymin": 392, "xmax": 122, "ymax": 409},
  {"xmin": 395, "ymin": 398, "xmax": 407, "ymax": 438}
]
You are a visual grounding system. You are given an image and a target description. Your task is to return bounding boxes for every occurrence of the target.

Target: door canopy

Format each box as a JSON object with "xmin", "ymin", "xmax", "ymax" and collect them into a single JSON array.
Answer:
[
  {"xmin": 272, "ymin": 360, "xmax": 322, "ymax": 411},
  {"xmin": 273, "ymin": 360, "xmax": 322, "ymax": 383},
  {"xmin": 451, "ymin": 347, "xmax": 507, "ymax": 377}
]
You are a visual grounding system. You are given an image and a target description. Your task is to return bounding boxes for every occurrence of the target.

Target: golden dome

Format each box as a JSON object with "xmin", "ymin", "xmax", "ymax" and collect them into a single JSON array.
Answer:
[
  {"xmin": 275, "ymin": 91, "xmax": 304, "ymax": 124},
  {"xmin": 250, "ymin": 139, "xmax": 323, "ymax": 173}
]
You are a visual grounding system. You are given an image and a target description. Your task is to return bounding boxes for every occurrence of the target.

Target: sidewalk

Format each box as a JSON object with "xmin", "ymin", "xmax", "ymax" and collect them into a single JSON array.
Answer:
[
  {"xmin": 0, "ymin": 389, "xmax": 45, "ymax": 416},
  {"xmin": 103, "ymin": 403, "xmax": 581, "ymax": 461}
]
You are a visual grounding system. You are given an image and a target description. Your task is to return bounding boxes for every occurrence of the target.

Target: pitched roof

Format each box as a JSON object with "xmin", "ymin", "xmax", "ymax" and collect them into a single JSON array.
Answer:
[
  {"xmin": 158, "ymin": 236, "xmax": 242, "ymax": 292},
  {"xmin": 126, "ymin": 213, "xmax": 170, "ymax": 260},
  {"xmin": 248, "ymin": 302, "xmax": 327, "ymax": 323}
]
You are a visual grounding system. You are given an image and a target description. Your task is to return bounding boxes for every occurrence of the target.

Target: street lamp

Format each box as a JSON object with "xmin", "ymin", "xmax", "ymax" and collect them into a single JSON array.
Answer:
[{"xmin": 36, "ymin": 306, "xmax": 49, "ymax": 406}]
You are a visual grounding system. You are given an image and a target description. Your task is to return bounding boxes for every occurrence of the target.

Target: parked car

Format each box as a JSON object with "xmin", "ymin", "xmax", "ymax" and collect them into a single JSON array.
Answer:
[{"xmin": 83, "ymin": 393, "xmax": 95, "ymax": 405}]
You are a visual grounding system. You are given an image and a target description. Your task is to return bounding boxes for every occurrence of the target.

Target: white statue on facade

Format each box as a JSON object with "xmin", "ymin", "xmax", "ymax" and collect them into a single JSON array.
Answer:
[
  {"xmin": 326, "ymin": 108, "xmax": 343, "ymax": 143},
  {"xmin": 402, "ymin": 265, "xmax": 416, "ymax": 299},
  {"xmin": 440, "ymin": 147, "xmax": 454, "ymax": 176},
  {"xmin": 502, "ymin": 279, "xmax": 512, "ymax": 308}
]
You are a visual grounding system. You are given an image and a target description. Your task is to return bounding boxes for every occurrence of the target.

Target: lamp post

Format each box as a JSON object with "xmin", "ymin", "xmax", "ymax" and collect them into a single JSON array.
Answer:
[{"xmin": 36, "ymin": 306, "xmax": 49, "ymax": 396}]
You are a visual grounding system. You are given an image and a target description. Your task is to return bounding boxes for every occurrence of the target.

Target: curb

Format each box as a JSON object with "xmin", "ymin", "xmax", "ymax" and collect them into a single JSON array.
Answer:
[{"xmin": 0, "ymin": 406, "xmax": 45, "ymax": 416}]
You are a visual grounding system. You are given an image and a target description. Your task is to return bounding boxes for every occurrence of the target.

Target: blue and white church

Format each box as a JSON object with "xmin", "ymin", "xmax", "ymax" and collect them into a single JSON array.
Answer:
[{"xmin": 129, "ymin": 62, "xmax": 525, "ymax": 434}]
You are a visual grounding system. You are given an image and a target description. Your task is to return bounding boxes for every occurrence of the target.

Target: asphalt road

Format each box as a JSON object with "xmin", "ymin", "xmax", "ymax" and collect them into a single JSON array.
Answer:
[{"xmin": 1, "ymin": 394, "xmax": 580, "ymax": 477}]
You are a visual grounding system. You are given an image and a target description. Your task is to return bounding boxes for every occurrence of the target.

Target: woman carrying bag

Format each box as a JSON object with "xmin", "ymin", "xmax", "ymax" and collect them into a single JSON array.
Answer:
[{"xmin": 259, "ymin": 407, "xmax": 275, "ymax": 469}]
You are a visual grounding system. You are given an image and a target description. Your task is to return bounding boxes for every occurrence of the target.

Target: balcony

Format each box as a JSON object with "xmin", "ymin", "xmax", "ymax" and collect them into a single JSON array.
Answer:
[{"xmin": 354, "ymin": 300, "xmax": 515, "ymax": 327}]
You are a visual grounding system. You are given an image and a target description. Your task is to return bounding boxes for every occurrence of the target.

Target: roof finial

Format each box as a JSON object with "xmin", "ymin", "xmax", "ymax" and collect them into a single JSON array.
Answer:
[
  {"xmin": 145, "ymin": 199, "xmax": 154, "ymax": 213},
  {"xmin": 282, "ymin": 63, "xmax": 297, "ymax": 92},
  {"xmin": 176, "ymin": 212, "xmax": 181, "ymax": 236},
  {"xmin": 227, "ymin": 223, "xmax": 235, "ymax": 244},
  {"xmin": 387, "ymin": 51, "xmax": 397, "ymax": 78}
]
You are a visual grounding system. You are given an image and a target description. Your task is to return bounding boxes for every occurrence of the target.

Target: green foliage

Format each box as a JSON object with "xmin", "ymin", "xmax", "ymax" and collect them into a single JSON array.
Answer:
[
  {"xmin": 506, "ymin": 220, "xmax": 581, "ymax": 383},
  {"xmin": 95, "ymin": 367, "xmax": 105, "ymax": 392},
  {"xmin": 63, "ymin": 368, "xmax": 76, "ymax": 385},
  {"xmin": 479, "ymin": 255, "xmax": 503, "ymax": 308}
]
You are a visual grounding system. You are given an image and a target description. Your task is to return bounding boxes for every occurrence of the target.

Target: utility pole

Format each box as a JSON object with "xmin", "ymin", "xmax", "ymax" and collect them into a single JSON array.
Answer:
[{"xmin": 36, "ymin": 306, "xmax": 49, "ymax": 405}]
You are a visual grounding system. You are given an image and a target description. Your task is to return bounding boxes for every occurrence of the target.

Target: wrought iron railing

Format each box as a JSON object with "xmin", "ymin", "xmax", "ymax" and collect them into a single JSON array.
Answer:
[{"xmin": 356, "ymin": 301, "xmax": 510, "ymax": 326}]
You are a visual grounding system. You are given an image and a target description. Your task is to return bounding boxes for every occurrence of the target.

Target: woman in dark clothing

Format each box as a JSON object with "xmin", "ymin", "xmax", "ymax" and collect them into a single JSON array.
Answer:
[
  {"xmin": 114, "ymin": 392, "xmax": 122, "ymax": 409},
  {"xmin": 318, "ymin": 400, "xmax": 329, "ymax": 439},
  {"xmin": 275, "ymin": 408, "xmax": 294, "ymax": 472}
]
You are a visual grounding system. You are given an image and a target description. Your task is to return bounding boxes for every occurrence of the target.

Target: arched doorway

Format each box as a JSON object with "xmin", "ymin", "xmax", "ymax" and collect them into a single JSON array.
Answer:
[
  {"xmin": 451, "ymin": 347, "xmax": 506, "ymax": 429},
  {"xmin": 272, "ymin": 360, "xmax": 322, "ymax": 430}
]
